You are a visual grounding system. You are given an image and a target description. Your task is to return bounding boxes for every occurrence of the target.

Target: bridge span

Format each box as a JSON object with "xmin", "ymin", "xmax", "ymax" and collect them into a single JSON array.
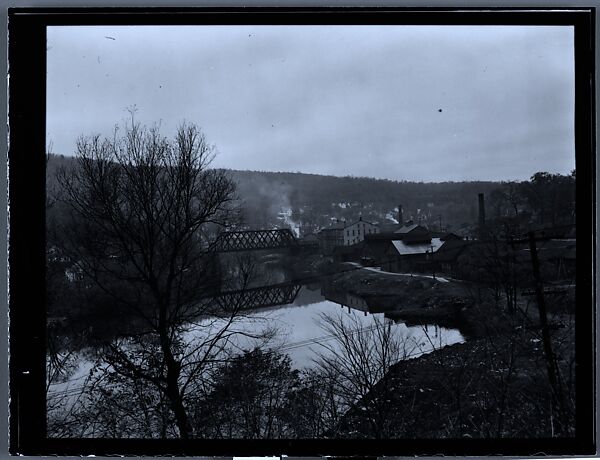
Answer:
[
  {"xmin": 196, "ymin": 282, "xmax": 302, "ymax": 313},
  {"xmin": 210, "ymin": 229, "xmax": 299, "ymax": 253}
]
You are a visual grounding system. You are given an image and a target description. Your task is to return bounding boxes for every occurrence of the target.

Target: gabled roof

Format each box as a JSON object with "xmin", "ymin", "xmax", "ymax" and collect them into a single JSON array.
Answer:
[
  {"xmin": 365, "ymin": 232, "xmax": 404, "ymax": 241},
  {"xmin": 379, "ymin": 223, "xmax": 401, "ymax": 233},
  {"xmin": 433, "ymin": 239, "xmax": 471, "ymax": 262},
  {"xmin": 394, "ymin": 224, "xmax": 428, "ymax": 235},
  {"xmin": 389, "ymin": 237, "xmax": 444, "ymax": 256},
  {"xmin": 345, "ymin": 217, "xmax": 377, "ymax": 228},
  {"xmin": 319, "ymin": 221, "xmax": 345, "ymax": 232},
  {"xmin": 440, "ymin": 232, "xmax": 463, "ymax": 241}
]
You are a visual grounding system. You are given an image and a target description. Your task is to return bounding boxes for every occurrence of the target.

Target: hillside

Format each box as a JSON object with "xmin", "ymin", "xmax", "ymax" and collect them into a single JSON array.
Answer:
[
  {"xmin": 47, "ymin": 154, "xmax": 500, "ymax": 235},
  {"xmin": 228, "ymin": 169, "xmax": 497, "ymax": 234}
]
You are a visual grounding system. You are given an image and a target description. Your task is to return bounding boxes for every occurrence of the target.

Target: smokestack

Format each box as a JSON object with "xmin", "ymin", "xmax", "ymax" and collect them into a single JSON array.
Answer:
[
  {"xmin": 478, "ymin": 193, "xmax": 486, "ymax": 230},
  {"xmin": 398, "ymin": 204, "xmax": 403, "ymax": 226}
]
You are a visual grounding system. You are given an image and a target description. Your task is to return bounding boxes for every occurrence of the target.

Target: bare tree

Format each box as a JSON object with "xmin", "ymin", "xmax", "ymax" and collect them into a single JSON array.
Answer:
[
  {"xmin": 54, "ymin": 119, "xmax": 251, "ymax": 438},
  {"xmin": 313, "ymin": 312, "xmax": 416, "ymax": 437}
]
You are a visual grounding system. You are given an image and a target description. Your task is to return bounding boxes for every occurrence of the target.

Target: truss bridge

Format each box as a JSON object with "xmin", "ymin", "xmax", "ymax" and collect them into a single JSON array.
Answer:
[
  {"xmin": 198, "ymin": 283, "xmax": 302, "ymax": 312},
  {"xmin": 210, "ymin": 229, "xmax": 298, "ymax": 253}
]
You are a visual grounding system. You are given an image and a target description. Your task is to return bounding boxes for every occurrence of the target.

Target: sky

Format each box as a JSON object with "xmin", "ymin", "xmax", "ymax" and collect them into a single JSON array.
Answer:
[{"xmin": 46, "ymin": 25, "xmax": 575, "ymax": 182}]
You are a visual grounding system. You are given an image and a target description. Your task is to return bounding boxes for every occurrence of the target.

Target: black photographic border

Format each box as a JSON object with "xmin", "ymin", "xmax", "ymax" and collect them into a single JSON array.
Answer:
[{"xmin": 8, "ymin": 6, "xmax": 596, "ymax": 456}]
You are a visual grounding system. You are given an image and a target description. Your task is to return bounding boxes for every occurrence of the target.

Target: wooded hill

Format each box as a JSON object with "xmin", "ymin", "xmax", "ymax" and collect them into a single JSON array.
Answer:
[
  {"xmin": 213, "ymin": 170, "xmax": 499, "ymax": 232},
  {"xmin": 47, "ymin": 154, "xmax": 574, "ymax": 235}
]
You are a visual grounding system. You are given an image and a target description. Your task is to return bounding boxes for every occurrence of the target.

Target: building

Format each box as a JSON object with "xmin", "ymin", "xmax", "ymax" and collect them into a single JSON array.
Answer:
[
  {"xmin": 299, "ymin": 224, "xmax": 318, "ymax": 238},
  {"xmin": 430, "ymin": 238, "xmax": 471, "ymax": 276},
  {"xmin": 382, "ymin": 236, "xmax": 445, "ymax": 273},
  {"xmin": 513, "ymin": 238, "xmax": 576, "ymax": 281},
  {"xmin": 332, "ymin": 243, "xmax": 364, "ymax": 263},
  {"xmin": 317, "ymin": 221, "xmax": 345, "ymax": 255},
  {"xmin": 362, "ymin": 232, "xmax": 403, "ymax": 265},
  {"xmin": 362, "ymin": 224, "xmax": 466, "ymax": 274},
  {"xmin": 317, "ymin": 217, "xmax": 380, "ymax": 255},
  {"xmin": 393, "ymin": 224, "xmax": 431, "ymax": 243},
  {"xmin": 293, "ymin": 232, "xmax": 319, "ymax": 255},
  {"xmin": 300, "ymin": 232, "xmax": 319, "ymax": 244},
  {"xmin": 343, "ymin": 217, "xmax": 380, "ymax": 246}
]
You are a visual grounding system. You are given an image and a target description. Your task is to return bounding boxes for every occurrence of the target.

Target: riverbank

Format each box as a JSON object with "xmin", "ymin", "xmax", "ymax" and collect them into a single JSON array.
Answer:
[
  {"xmin": 316, "ymin": 261, "xmax": 576, "ymax": 438},
  {"xmin": 278, "ymin": 253, "xmax": 577, "ymax": 438},
  {"xmin": 323, "ymin": 262, "xmax": 494, "ymax": 338},
  {"xmin": 335, "ymin": 312, "xmax": 575, "ymax": 438}
]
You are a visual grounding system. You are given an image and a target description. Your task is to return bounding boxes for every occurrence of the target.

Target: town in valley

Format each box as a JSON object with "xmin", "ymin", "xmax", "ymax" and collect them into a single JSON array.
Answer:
[{"xmin": 44, "ymin": 24, "xmax": 578, "ymax": 441}]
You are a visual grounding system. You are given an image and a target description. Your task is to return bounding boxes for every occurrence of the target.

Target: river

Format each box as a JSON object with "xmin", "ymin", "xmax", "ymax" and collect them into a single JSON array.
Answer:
[
  {"xmin": 187, "ymin": 284, "xmax": 463, "ymax": 369},
  {"xmin": 48, "ymin": 279, "xmax": 464, "ymax": 405}
]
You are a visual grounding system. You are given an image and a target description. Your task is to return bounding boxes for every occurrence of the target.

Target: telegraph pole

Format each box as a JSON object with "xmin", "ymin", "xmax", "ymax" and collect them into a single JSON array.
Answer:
[
  {"xmin": 528, "ymin": 231, "xmax": 564, "ymax": 433},
  {"xmin": 430, "ymin": 245, "xmax": 436, "ymax": 281}
]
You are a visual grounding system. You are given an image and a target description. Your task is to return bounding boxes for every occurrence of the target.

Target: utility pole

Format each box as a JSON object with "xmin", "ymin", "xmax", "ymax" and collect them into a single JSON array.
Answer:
[
  {"xmin": 528, "ymin": 231, "xmax": 564, "ymax": 433},
  {"xmin": 430, "ymin": 245, "xmax": 436, "ymax": 281}
]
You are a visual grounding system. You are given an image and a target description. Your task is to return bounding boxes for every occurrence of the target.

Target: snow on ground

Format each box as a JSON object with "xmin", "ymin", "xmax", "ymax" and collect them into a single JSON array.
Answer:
[{"xmin": 347, "ymin": 262, "xmax": 451, "ymax": 283}]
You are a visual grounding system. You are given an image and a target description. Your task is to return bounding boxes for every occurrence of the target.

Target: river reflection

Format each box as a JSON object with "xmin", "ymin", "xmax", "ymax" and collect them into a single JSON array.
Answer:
[
  {"xmin": 48, "ymin": 282, "xmax": 464, "ymax": 400},
  {"xmin": 186, "ymin": 285, "xmax": 464, "ymax": 370}
]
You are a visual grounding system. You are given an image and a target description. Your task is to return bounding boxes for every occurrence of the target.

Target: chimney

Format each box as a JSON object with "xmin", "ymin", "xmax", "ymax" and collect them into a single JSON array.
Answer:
[
  {"xmin": 478, "ymin": 193, "xmax": 486, "ymax": 230},
  {"xmin": 398, "ymin": 204, "xmax": 403, "ymax": 226}
]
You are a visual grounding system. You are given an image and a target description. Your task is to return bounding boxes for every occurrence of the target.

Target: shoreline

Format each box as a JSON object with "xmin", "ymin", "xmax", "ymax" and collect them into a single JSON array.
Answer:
[{"xmin": 309, "ymin": 260, "xmax": 576, "ymax": 438}]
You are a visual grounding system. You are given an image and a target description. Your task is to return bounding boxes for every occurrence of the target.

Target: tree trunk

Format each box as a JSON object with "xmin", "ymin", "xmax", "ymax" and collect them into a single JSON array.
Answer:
[
  {"xmin": 165, "ymin": 360, "xmax": 192, "ymax": 439},
  {"xmin": 158, "ymin": 303, "xmax": 193, "ymax": 439}
]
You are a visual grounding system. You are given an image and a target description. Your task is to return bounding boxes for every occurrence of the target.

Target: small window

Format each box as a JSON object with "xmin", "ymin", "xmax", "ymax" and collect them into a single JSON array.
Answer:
[{"xmin": 353, "ymin": 230, "xmax": 355, "ymax": 236}]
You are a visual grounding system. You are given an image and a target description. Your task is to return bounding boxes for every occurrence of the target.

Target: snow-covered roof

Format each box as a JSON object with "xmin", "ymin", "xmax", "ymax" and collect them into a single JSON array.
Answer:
[
  {"xmin": 320, "ymin": 221, "xmax": 345, "ymax": 231},
  {"xmin": 390, "ymin": 237, "xmax": 445, "ymax": 255},
  {"xmin": 394, "ymin": 224, "xmax": 425, "ymax": 234}
]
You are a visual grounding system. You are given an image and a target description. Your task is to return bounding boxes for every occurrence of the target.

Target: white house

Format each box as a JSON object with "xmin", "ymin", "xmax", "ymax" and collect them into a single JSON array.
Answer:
[{"xmin": 343, "ymin": 217, "xmax": 379, "ymax": 246}]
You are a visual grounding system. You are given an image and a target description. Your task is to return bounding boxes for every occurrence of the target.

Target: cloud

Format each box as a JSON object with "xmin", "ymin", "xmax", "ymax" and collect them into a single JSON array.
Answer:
[{"xmin": 47, "ymin": 25, "xmax": 574, "ymax": 181}]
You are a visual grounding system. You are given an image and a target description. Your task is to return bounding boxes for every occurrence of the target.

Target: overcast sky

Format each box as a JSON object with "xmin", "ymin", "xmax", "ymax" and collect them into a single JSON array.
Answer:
[{"xmin": 47, "ymin": 25, "xmax": 575, "ymax": 182}]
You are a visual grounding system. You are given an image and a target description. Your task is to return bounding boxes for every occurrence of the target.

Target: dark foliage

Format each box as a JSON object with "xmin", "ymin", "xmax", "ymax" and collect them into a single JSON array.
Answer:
[{"xmin": 191, "ymin": 348, "xmax": 301, "ymax": 439}]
